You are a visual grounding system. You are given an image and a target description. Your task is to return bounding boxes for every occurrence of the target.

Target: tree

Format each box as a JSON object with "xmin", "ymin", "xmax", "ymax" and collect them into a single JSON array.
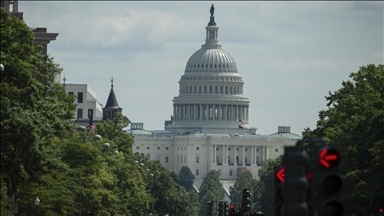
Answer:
[
  {"xmin": 185, "ymin": 190, "xmax": 201, "ymax": 216},
  {"xmin": 253, "ymin": 156, "xmax": 282, "ymax": 216},
  {"xmin": 199, "ymin": 170, "xmax": 225, "ymax": 216},
  {"xmin": 229, "ymin": 171, "xmax": 256, "ymax": 204},
  {"xmin": 1, "ymin": 7, "xmax": 76, "ymax": 214},
  {"xmin": 303, "ymin": 64, "xmax": 384, "ymax": 215},
  {"xmin": 178, "ymin": 166, "xmax": 195, "ymax": 191}
]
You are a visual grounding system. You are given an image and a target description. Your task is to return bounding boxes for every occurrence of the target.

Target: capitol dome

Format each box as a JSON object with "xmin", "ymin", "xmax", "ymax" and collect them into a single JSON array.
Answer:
[
  {"xmin": 185, "ymin": 49, "xmax": 238, "ymax": 73},
  {"xmin": 165, "ymin": 4, "xmax": 255, "ymax": 135}
]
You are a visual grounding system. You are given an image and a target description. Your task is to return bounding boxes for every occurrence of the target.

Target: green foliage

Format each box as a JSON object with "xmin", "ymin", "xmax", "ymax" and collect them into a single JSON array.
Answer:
[
  {"xmin": 177, "ymin": 166, "xmax": 195, "ymax": 191},
  {"xmin": 253, "ymin": 156, "xmax": 282, "ymax": 216},
  {"xmin": 198, "ymin": 170, "xmax": 225, "ymax": 215},
  {"xmin": 229, "ymin": 171, "xmax": 256, "ymax": 205},
  {"xmin": 185, "ymin": 190, "xmax": 201, "ymax": 216},
  {"xmin": 303, "ymin": 64, "xmax": 384, "ymax": 215}
]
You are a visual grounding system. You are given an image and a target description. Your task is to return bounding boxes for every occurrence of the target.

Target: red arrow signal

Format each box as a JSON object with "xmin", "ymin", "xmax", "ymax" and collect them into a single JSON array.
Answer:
[
  {"xmin": 276, "ymin": 167, "xmax": 285, "ymax": 182},
  {"xmin": 319, "ymin": 147, "xmax": 340, "ymax": 168}
]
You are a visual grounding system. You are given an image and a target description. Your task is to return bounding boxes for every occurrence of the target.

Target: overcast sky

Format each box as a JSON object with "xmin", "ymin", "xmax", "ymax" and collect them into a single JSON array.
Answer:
[{"xmin": 19, "ymin": 1, "xmax": 383, "ymax": 135}]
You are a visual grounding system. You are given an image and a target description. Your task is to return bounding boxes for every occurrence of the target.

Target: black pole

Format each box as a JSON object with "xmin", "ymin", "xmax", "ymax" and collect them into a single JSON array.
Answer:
[{"xmin": 35, "ymin": 205, "xmax": 38, "ymax": 216}]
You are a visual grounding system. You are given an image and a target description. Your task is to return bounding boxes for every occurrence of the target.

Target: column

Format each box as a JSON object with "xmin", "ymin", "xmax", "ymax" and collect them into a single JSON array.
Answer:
[
  {"xmin": 186, "ymin": 104, "xmax": 190, "ymax": 121},
  {"xmin": 178, "ymin": 105, "xmax": 182, "ymax": 120},
  {"xmin": 242, "ymin": 146, "xmax": 245, "ymax": 165},
  {"xmin": 173, "ymin": 105, "xmax": 176, "ymax": 120},
  {"xmin": 213, "ymin": 105, "xmax": 216, "ymax": 121},
  {"xmin": 251, "ymin": 146, "xmax": 254, "ymax": 164},
  {"xmin": 194, "ymin": 105, "xmax": 197, "ymax": 120},
  {"xmin": 218, "ymin": 105, "xmax": 222, "ymax": 121},
  {"xmin": 246, "ymin": 106, "xmax": 249, "ymax": 122},
  {"xmin": 222, "ymin": 145, "xmax": 225, "ymax": 164},
  {"xmin": 213, "ymin": 145, "xmax": 216, "ymax": 163},
  {"xmin": 224, "ymin": 145, "xmax": 228, "ymax": 164},
  {"xmin": 232, "ymin": 106, "xmax": 235, "ymax": 121},
  {"xmin": 234, "ymin": 145, "xmax": 237, "ymax": 166},
  {"xmin": 224, "ymin": 105, "xmax": 227, "ymax": 121},
  {"xmin": 200, "ymin": 104, "xmax": 203, "ymax": 121}
]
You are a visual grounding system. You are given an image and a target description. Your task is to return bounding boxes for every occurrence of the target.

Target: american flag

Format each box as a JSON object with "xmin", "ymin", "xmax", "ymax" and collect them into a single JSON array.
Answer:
[
  {"xmin": 238, "ymin": 119, "xmax": 246, "ymax": 129},
  {"xmin": 238, "ymin": 119, "xmax": 246, "ymax": 125},
  {"xmin": 88, "ymin": 113, "xmax": 96, "ymax": 134}
]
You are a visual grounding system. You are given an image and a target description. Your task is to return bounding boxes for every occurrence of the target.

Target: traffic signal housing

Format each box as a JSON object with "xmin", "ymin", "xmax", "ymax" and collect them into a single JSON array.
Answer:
[
  {"xmin": 274, "ymin": 166, "xmax": 284, "ymax": 216},
  {"xmin": 206, "ymin": 201, "xmax": 213, "ymax": 216},
  {"xmin": 316, "ymin": 146, "xmax": 343, "ymax": 216},
  {"xmin": 282, "ymin": 146, "xmax": 309, "ymax": 216},
  {"xmin": 242, "ymin": 188, "xmax": 251, "ymax": 212},
  {"xmin": 229, "ymin": 204, "xmax": 236, "ymax": 215},
  {"xmin": 218, "ymin": 201, "xmax": 224, "ymax": 216},
  {"xmin": 224, "ymin": 201, "xmax": 229, "ymax": 216}
]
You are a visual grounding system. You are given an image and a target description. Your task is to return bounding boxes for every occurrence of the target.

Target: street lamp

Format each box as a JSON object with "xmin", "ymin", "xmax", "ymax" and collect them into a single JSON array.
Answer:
[
  {"xmin": 34, "ymin": 197, "xmax": 40, "ymax": 216},
  {"xmin": 0, "ymin": 63, "xmax": 4, "ymax": 72}
]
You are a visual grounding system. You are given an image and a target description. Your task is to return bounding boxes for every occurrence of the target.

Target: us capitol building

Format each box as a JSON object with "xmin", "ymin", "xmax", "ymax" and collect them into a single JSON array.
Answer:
[{"xmin": 129, "ymin": 5, "xmax": 301, "ymax": 184}]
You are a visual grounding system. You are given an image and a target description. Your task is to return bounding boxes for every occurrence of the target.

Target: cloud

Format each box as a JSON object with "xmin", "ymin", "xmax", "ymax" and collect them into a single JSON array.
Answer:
[
  {"xmin": 373, "ymin": 52, "xmax": 383, "ymax": 60},
  {"xmin": 267, "ymin": 59, "xmax": 338, "ymax": 72}
]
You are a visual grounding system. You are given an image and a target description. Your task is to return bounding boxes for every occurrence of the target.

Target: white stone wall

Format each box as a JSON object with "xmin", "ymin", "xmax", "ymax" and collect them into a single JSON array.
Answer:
[
  {"xmin": 132, "ymin": 134, "xmax": 297, "ymax": 180},
  {"xmin": 65, "ymin": 84, "xmax": 103, "ymax": 120}
]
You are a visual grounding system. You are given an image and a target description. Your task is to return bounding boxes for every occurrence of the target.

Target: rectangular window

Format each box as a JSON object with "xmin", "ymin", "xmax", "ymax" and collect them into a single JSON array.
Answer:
[
  {"xmin": 68, "ymin": 92, "xmax": 74, "ymax": 95},
  {"xmin": 199, "ymin": 86, "xmax": 201, "ymax": 93},
  {"xmin": 220, "ymin": 86, "xmax": 223, "ymax": 94},
  {"xmin": 209, "ymin": 86, "xmax": 212, "ymax": 93},
  {"xmin": 156, "ymin": 155, "xmax": 161, "ymax": 161},
  {"xmin": 166, "ymin": 147, "xmax": 169, "ymax": 150},
  {"xmin": 157, "ymin": 147, "xmax": 160, "ymax": 150},
  {"xmin": 165, "ymin": 156, "xmax": 169, "ymax": 163},
  {"xmin": 77, "ymin": 109, "xmax": 83, "ymax": 119},
  {"xmin": 88, "ymin": 109, "xmax": 93, "ymax": 118},
  {"xmin": 196, "ymin": 147, "xmax": 200, "ymax": 150},
  {"xmin": 196, "ymin": 169, "xmax": 199, "ymax": 176},
  {"xmin": 230, "ymin": 170, "xmax": 233, "ymax": 176},
  {"xmin": 196, "ymin": 157, "xmax": 200, "ymax": 163},
  {"xmin": 215, "ymin": 86, "xmax": 218, "ymax": 94},
  {"xmin": 136, "ymin": 146, "xmax": 139, "ymax": 150},
  {"xmin": 178, "ymin": 157, "xmax": 180, "ymax": 163},
  {"xmin": 256, "ymin": 148, "xmax": 259, "ymax": 152},
  {"xmin": 77, "ymin": 92, "xmax": 83, "ymax": 103},
  {"xmin": 275, "ymin": 148, "xmax": 278, "ymax": 152}
]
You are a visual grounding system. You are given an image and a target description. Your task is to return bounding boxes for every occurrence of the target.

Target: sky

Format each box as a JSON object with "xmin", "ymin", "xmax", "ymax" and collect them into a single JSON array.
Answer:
[{"xmin": 18, "ymin": 1, "xmax": 383, "ymax": 135}]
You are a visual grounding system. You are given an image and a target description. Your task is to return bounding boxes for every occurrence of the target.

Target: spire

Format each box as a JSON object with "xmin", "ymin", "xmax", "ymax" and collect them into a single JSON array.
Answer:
[
  {"xmin": 202, "ymin": 4, "xmax": 221, "ymax": 49},
  {"xmin": 110, "ymin": 76, "xmax": 114, "ymax": 90},
  {"xmin": 62, "ymin": 74, "xmax": 67, "ymax": 89},
  {"xmin": 105, "ymin": 78, "xmax": 120, "ymax": 109}
]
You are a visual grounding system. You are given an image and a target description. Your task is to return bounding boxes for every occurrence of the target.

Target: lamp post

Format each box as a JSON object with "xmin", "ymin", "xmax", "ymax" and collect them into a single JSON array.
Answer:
[
  {"xmin": 0, "ymin": 63, "xmax": 4, "ymax": 72},
  {"xmin": 34, "ymin": 197, "xmax": 40, "ymax": 216}
]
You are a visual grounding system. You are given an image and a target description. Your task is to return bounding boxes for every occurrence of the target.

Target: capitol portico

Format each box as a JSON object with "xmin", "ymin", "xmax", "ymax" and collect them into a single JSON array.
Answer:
[{"xmin": 129, "ymin": 5, "xmax": 301, "ymax": 182}]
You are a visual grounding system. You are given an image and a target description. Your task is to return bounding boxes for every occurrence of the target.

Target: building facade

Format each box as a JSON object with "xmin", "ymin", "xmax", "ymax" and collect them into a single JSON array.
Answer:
[
  {"xmin": 65, "ymin": 83, "xmax": 103, "ymax": 126},
  {"xmin": 130, "ymin": 6, "xmax": 302, "ymax": 181}
]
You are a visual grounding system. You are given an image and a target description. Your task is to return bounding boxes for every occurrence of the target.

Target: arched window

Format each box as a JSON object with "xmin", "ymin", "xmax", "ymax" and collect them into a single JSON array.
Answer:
[
  {"xmin": 194, "ymin": 86, "xmax": 197, "ymax": 93},
  {"xmin": 199, "ymin": 86, "xmax": 202, "ymax": 93},
  {"xmin": 146, "ymin": 154, "xmax": 150, "ymax": 160},
  {"xmin": 204, "ymin": 86, "xmax": 207, "ymax": 93},
  {"xmin": 220, "ymin": 86, "xmax": 223, "ymax": 94},
  {"xmin": 215, "ymin": 86, "xmax": 218, "ymax": 94}
]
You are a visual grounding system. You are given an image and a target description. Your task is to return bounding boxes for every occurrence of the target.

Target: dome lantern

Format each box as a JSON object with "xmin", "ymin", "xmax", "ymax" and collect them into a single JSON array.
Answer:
[{"xmin": 203, "ymin": 4, "xmax": 220, "ymax": 49}]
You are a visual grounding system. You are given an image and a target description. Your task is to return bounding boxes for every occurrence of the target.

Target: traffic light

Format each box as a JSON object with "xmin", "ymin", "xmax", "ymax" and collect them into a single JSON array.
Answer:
[
  {"xmin": 242, "ymin": 189, "xmax": 251, "ymax": 212},
  {"xmin": 282, "ymin": 146, "xmax": 309, "ymax": 216},
  {"xmin": 229, "ymin": 204, "xmax": 236, "ymax": 215},
  {"xmin": 274, "ymin": 166, "xmax": 284, "ymax": 216},
  {"xmin": 224, "ymin": 201, "xmax": 229, "ymax": 216},
  {"xmin": 379, "ymin": 208, "xmax": 383, "ymax": 216},
  {"xmin": 316, "ymin": 146, "xmax": 343, "ymax": 216},
  {"xmin": 218, "ymin": 201, "xmax": 224, "ymax": 216},
  {"xmin": 207, "ymin": 201, "xmax": 213, "ymax": 216}
]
